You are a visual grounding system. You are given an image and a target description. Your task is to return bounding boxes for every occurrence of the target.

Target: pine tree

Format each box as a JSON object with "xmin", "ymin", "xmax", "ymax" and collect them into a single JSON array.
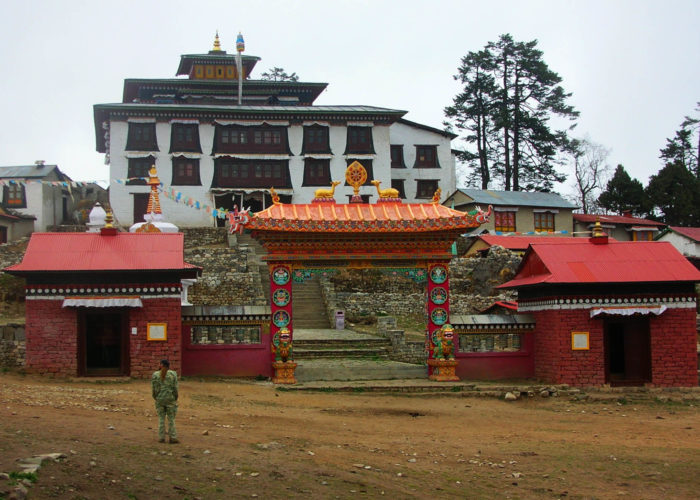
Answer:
[
  {"xmin": 646, "ymin": 161, "xmax": 700, "ymax": 225},
  {"xmin": 260, "ymin": 67, "xmax": 299, "ymax": 82},
  {"xmin": 597, "ymin": 165, "xmax": 648, "ymax": 216}
]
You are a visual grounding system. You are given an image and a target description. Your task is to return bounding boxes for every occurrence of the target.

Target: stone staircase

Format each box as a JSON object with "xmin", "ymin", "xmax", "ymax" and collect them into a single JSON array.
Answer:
[
  {"xmin": 292, "ymin": 277, "xmax": 331, "ymax": 329},
  {"xmin": 293, "ymin": 337, "xmax": 391, "ymax": 360}
]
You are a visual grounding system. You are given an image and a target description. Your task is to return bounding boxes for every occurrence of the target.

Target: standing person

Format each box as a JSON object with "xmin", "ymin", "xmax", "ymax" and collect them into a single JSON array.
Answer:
[{"xmin": 151, "ymin": 359, "xmax": 179, "ymax": 443}]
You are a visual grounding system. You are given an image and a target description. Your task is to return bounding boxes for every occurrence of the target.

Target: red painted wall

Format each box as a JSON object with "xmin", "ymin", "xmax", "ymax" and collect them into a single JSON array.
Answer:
[
  {"xmin": 531, "ymin": 309, "xmax": 606, "ymax": 386},
  {"xmin": 25, "ymin": 299, "xmax": 77, "ymax": 376},
  {"xmin": 181, "ymin": 326, "xmax": 272, "ymax": 378},
  {"xmin": 456, "ymin": 332, "xmax": 534, "ymax": 380},
  {"xmin": 649, "ymin": 308, "xmax": 697, "ymax": 387},
  {"xmin": 128, "ymin": 298, "xmax": 183, "ymax": 378},
  {"xmin": 24, "ymin": 297, "xmax": 183, "ymax": 378}
]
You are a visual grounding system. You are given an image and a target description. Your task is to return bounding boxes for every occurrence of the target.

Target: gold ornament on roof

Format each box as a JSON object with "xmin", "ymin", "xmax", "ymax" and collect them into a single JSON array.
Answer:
[
  {"xmin": 212, "ymin": 31, "xmax": 222, "ymax": 52},
  {"xmin": 145, "ymin": 165, "xmax": 162, "ymax": 215},
  {"xmin": 270, "ymin": 187, "xmax": 281, "ymax": 205},
  {"xmin": 432, "ymin": 187, "xmax": 442, "ymax": 204},
  {"xmin": 345, "ymin": 161, "xmax": 367, "ymax": 199},
  {"xmin": 314, "ymin": 180, "xmax": 341, "ymax": 200},
  {"xmin": 370, "ymin": 180, "xmax": 399, "ymax": 199},
  {"xmin": 104, "ymin": 208, "xmax": 114, "ymax": 228},
  {"xmin": 592, "ymin": 217, "xmax": 605, "ymax": 238}
]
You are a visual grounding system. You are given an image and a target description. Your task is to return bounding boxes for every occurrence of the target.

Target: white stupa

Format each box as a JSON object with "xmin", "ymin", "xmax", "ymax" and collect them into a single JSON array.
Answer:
[
  {"xmin": 86, "ymin": 202, "xmax": 107, "ymax": 232},
  {"xmin": 129, "ymin": 166, "xmax": 179, "ymax": 233}
]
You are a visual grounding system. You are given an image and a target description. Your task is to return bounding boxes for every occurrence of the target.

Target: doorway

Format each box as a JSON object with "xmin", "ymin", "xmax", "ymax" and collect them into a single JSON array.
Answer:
[
  {"xmin": 604, "ymin": 317, "xmax": 651, "ymax": 386},
  {"xmin": 80, "ymin": 311, "xmax": 128, "ymax": 376}
]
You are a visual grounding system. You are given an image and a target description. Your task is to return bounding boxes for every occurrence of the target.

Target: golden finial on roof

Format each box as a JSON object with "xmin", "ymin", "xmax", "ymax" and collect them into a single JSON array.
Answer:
[
  {"xmin": 591, "ymin": 216, "xmax": 605, "ymax": 238},
  {"xmin": 431, "ymin": 187, "xmax": 442, "ymax": 204},
  {"xmin": 146, "ymin": 165, "xmax": 162, "ymax": 215},
  {"xmin": 104, "ymin": 208, "xmax": 114, "ymax": 228},
  {"xmin": 212, "ymin": 31, "xmax": 222, "ymax": 51},
  {"xmin": 345, "ymin": 161, "xmax": 367, "ymax": 203},
  {"xmin": 270, "ymin": 187, "xmax": 281, "ymax": 205}
]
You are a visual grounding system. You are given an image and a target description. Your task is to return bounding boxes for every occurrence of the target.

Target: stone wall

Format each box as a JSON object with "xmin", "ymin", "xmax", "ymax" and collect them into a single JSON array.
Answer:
[
  {"xmin": 376, "ymin": 317, "xmax": 425, "ymax": 364},
  {"xmin": 0, "ymin": 324, "xmax": 25, "ymax": 368}
]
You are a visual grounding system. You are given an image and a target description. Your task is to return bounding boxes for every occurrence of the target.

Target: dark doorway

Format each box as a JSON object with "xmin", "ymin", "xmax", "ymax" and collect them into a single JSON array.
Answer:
[
  {"xmin": 0, "ymin": 226, "xmax": 7, "ymax": 244},
  {"xmin": 604, "ymin": 317, "xmax": 651, "ymax": 386},
  {"xmin": 80, "ymin": 311, "xmax": 128, "ymax": 376}
]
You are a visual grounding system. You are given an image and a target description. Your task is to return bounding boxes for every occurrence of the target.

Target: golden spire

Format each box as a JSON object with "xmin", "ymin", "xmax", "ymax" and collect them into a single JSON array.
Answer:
[
  {"xmin": 591, "ymin": 217, "xmax": 605, "ymax": 238},
  {"xmin": 212, "ymin": 30, "xmax": 222, "ymax": 52},
  {"xmin": 146, "ymin": 165, "xmax": 162, "ymax": 215},
  {"xmin": 104, "ymin": 208, "xmax": 114, "ymax": 228}
]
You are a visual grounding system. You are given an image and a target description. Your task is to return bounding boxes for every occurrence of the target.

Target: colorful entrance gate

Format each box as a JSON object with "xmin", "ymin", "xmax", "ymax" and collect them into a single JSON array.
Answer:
[{"xmin": 241, "ymin": 163, "xmax": 491, "ymax": 383}]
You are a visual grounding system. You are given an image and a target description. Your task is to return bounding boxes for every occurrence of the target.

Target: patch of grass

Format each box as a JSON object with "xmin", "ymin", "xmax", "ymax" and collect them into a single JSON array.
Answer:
[
  {"xmin": 9, "ymin": 471, "xmax": 37, "ymax": 485},
  {"xmin": 450, "ymin": 385, "xmax": 463, "ymax": 392},
  {"xmin": 352, "ymin": 387, "xmax": 365, "ymax": 393}
]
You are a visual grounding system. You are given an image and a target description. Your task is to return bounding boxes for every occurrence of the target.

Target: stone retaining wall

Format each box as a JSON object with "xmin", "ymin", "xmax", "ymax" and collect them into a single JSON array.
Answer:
[{"xmin": 1, "ymin": 324, "xmax": 26, "ymax": 368}]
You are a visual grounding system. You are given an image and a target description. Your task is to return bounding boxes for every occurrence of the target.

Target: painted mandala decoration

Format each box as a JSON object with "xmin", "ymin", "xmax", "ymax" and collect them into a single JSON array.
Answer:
[
  {"xmin": 273, "ymin": 310, "xmax": 290, "ymax": 327},
  {"xmin": 431, "ymin": 308, "xmax": 448, "ymax": 325},
  {"xmin": 272, "ymin": 266, "xmax": 290, "ymax": 285},
  {"xmin": 430, "ymin": 287, "xmax": 447, "ymax": 305},
  {"xmin": 429, "ymin": 265, "xmax": 448, "ymax": 284},
  {"xmin": 272, "ymin": 288, "xmax": 290, "ymax": 307}
]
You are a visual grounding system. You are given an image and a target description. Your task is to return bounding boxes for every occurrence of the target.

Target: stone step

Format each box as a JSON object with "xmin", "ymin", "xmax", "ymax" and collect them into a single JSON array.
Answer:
[
  {"xmin": 295, "ymin": 339, "xmax": 390, "ymax": 348},
  {"xmin": 294, "ymin": 348, "xmax": 390, "ymax": 359},
  {"xmin": 294, "ymin": 321, "xmax": 335, "ymax": 329},
  {"xmin": 293, "ymin": 359, "xmax": 426, "ymax": 382}
]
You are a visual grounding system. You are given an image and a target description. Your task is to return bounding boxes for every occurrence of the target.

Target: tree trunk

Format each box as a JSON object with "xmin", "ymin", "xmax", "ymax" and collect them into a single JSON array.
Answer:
[
  {"xmin": 512, "ymin": 66, "xmax": 521, "ymax": 191},
  {"xmin": 502, "ymin": 54, "xmax": 511, "ymax": 190}
]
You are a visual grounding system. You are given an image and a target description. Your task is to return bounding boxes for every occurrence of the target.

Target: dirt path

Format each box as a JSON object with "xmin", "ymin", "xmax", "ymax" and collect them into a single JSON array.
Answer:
[{"xmin": 0, "ymin": 373, "xmax": 698, "ymax": 499}]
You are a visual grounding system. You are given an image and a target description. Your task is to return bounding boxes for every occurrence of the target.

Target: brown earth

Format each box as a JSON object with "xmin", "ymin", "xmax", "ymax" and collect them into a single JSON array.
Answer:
[{"xmin": 0, "ymin": 373, "xmax": 699, "ymax": 499}]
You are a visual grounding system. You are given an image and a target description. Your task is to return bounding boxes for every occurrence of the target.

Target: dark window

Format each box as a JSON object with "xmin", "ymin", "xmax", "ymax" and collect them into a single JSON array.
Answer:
[
  {"xmin": 3, "ymin": 183, "xmax": 26, "ymax": 208},
  {"xmin": 126, "ymin": 157, "xmax": 154, "ymax": 185},
  {"xmin": 126, "ymin": 122, "xmax": 158, "ymax": 151},
  {"xmin": 494, "ymin": 211, "xmax": 516, "ymax": 232},
  {"xmin": 391, "ymin": 145, "xmax": 405, "ymax": 168},
  {"xmin": 416, "ymin": 179, "xmax": 439, "ymax": 199},
  {"xmin": 302, "ymin": 126, "xmax": 330, "ymax": 154},
  {"xmin": 170, "ymin": 124, "xmax": 201, "ymax": 153},
  {"xmin": 303, "ymin": 159, "xmax": 331, "ymax": 186},
  {"xmin": 391, "ymin": 179, "xmax": 406, "ymax": 199},
  {"xmin": 344, "ymin": 159, "xmax": 373, "ymax": 186},
  {"xmin": 344, "ymin": 126, "xmax": 374, "ymax": 154},
  {"xmin": 133, "ymin": 192, "xmax": 149, "ymax": 223},
  {"xmin": 534, "ymin": 212, "xmax": 555, "ymax": 232},
  {"xmin": 215, "ymin": 125, "xmax": 287, "ymax": 154},
  {"xmin": 414, "ymin": 145, "xmax": 439, "ymax": 168},
  {"xmin": 172, "ymin": 157, "xmax": 201, "ymax": 186},
  {"xmin": 213, "ymin": 159, "xmax": 291, "ymax": 188}
]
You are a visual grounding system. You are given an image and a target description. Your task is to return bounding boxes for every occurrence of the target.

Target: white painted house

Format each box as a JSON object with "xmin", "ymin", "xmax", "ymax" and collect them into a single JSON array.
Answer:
[
  {"xmin": 94, "ymin": 36, "xmax": 456, "ymax": 227},
  {"xmin": 655, "ymin": 226, "xmax": 700, "ymax": 268}
]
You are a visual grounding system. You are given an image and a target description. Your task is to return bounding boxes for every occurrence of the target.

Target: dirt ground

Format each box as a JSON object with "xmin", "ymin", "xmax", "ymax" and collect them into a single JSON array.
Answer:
[{"xmin": 0, "ymin": 373, "xmax": 699, "ymax": 499}]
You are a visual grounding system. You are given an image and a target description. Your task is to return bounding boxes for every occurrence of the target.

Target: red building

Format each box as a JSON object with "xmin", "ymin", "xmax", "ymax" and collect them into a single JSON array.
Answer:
[
  {"xmin": 501, "ymin": 229, "xmax": 700, "ymax": 387},
  {"xmin": 5, "ymin": 227, "xmax": 199, "ymax": 377}
]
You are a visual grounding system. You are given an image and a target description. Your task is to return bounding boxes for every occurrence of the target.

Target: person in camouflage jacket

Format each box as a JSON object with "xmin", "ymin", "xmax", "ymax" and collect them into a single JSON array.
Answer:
[{"xmin": 151, "ymin": 359, "xmax": 179, "ymax": 443}]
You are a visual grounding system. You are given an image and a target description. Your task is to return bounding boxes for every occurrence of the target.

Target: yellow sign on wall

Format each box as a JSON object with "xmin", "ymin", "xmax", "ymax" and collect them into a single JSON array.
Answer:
[
  {"xmin": 571, "ymin": 331, "xmax": 589, "ymax": 350},
  {"xmin": 147, "ymin": 323, "xmax": 168, "ymax": 341}
]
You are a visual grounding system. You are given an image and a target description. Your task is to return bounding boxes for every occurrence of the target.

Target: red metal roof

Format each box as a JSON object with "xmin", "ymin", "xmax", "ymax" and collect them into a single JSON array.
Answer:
[
  {"xmin": 247, "ymin": 201, "xmax": 489, "ymax": 233},
  {"xmin": 5, "ymin": 232, "xmax": 198, "ymax": 273},
  {"xmin": 501, "ymin": 240, "xmax": 700, "ymax": 288},
  {"xmin": 573, "ymin": 213, "xmax": 665, "ymax": 227},
  {"xmin": 667, "ymin": 226, "xmax": 700, "ymax": 242},
  {"xmin": 477, "ymin": 235, "xmax": 588, "ymax": 251}
]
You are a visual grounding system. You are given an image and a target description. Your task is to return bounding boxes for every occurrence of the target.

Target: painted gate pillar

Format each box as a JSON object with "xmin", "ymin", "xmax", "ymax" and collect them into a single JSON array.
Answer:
[
  {"xmin": 426, "ymin": 262, "xmax": 459, "ymax": 381},
  {"xmin": 269, "ymin": 263, "xmax": 297, "ymax": 383}
]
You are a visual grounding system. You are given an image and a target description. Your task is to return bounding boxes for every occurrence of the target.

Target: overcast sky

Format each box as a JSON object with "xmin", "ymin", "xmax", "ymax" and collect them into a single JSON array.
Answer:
[{"xmin": 1, "ymin": 0, "xmax": 698, "ymax": 195}]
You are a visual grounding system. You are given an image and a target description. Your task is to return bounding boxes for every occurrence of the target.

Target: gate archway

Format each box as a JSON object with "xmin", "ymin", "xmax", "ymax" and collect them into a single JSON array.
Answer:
[{"xmin": 242, "ymin": 163, "xmax": 491, "ymax": 383}]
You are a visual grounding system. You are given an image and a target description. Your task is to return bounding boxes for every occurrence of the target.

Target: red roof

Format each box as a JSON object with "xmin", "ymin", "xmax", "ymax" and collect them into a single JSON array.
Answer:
[
  {"xmin": 667, "ymin": 226, "xmax": 700, "ymax": 242},
  {"xmin": 500, "ymin": 240, "xmax": 700, "ymax": 288},
  {"xmin": 5, "ymin": 232, "xmax": 198, "ymax": 273},
  {"xmin": 477, "ymin": 235, "xmax": 589, "ymax": 251},
  {"xmin": 573, "ymin": 213, "xmax": 665, "ymax": 227},
  {"xmin": 248, "ymin": 201, "xmax": 489, "ymax": 233}
]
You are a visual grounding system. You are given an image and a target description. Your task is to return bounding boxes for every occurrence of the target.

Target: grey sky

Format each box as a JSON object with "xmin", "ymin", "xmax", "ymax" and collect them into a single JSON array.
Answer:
[{"xmin": 1, "ymin": 0, "xmax": 698, "ymax": 194}]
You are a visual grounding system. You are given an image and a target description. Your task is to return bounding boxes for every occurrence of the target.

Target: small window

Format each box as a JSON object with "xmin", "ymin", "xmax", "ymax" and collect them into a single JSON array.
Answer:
[
  {"xmin": 126, "ymin": 122, "xmax": 158, "ymax": 151},
  {"xmin": 303, "ymin": 159, "xmax": 331, "ymax": 186},
  {"xmin": 391, "ymin": 179, "xmax": 406, "ymax": 199},
  {"xmin": 127, "ymin": 157, "xmax": 154, "ymax": 185},
  {"xmin": 344, "ymin": 159, "xmax": 373, "ymax": 186},
  {"xmin": 534, "ymin": 212, "xmax": 555, "ymax": 232},
  {"xmin": 170, "ymin": 124, "xmax": 201, "ymax": 153},
  {"xmin": 391, "ymin": 145, "xmax": 405, "ymax": 168},
  {"xmin": 345, "ymin": 126, "xmax": 374, "ymax": 154},
  {"xmin": 414, "ymin": 145, "xmax": 438, "ymax": 168},
  {"xmin": 632, "ymin": 231, "xmax": 654, "ymax": 241},
  {"xmin": 302, "ymin": 126, "xmax": 330, "ymax": 154},
  {"xmin": 494, "ymin": 211, "xmax": 516, "ymax": 232},
  {"xmin": 3, "ymin": 183, "xmax": 26, "ymax": 208},
  {"xmin": 172, "ymin": 157, "xmax": 201, "ymax": 186},
  {"xmin": 416, "ymin": 180, "xmax": 439, "ymax": 199}
]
